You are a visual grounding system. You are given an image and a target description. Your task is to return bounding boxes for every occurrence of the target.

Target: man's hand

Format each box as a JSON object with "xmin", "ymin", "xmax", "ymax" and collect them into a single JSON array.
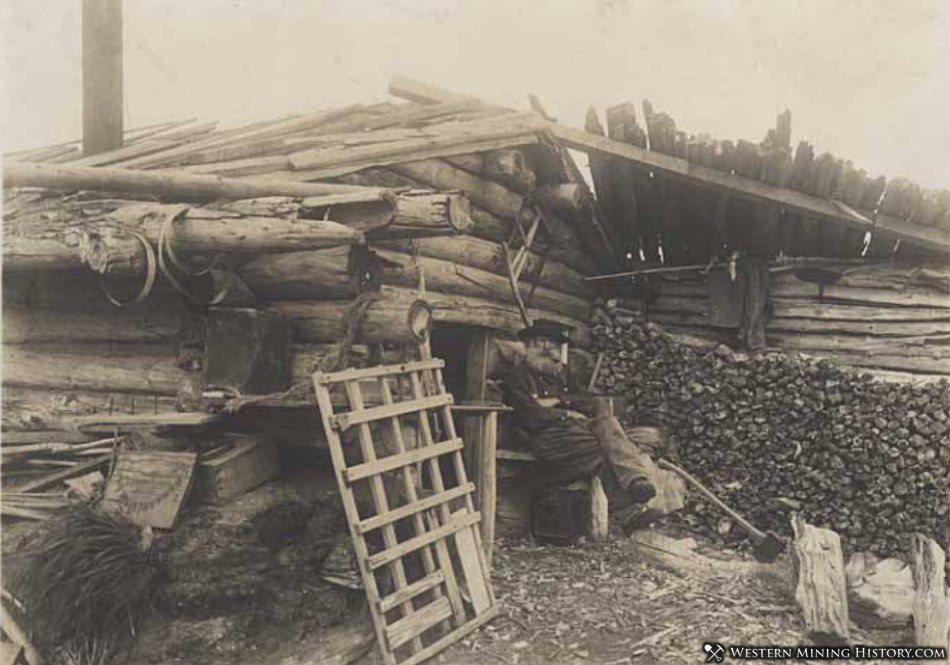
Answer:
[
  {"xmin": 565, "ymin": 409, "xmax": 587, "ymax": 421},
  {"xmin": 536, "ymin": 397, "xmax": 561, "ymax": 408}
]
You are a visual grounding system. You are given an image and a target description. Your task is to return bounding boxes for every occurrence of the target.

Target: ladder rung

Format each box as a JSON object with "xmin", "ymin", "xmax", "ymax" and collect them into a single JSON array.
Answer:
[
  {"xmin": 331, "ymin": 394, "xmax": 453, "ymax": 431},
  {"xmin": 356, "ymin": 482, "xmax": 474, "ymax": 534},
  {"xmin": 399, "ymin": 604, "xmax": 502, "ymax": 665},
  {"xmin": 385, "ymin": 597, "xmax": 453, "ymax": 651},
  {"xmin": 313, "ymin": 359, "xmax": 444, "ymax": 386},
  {"xmin": 378, "ymin": 571, "xmax": 446, "ymax": 614},
  {"xmin": 344, "ymin": 439, "xmax": 463, "ymax": 484},
  {"xmin": 368, "ymin": 511, "xmax": 481, "ymax": 570}
]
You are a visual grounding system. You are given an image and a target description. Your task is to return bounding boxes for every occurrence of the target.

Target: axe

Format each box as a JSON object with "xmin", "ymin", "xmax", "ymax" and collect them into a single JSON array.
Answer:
[{"xmin": 658, "ymin": 459, "xmax": 786, "ymax": 563}]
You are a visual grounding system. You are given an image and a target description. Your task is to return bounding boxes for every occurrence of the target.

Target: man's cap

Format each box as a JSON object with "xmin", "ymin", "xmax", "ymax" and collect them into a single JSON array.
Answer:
[{"xmin": 517, "ymin": 319, "xmax": 571, "ymax": 343}]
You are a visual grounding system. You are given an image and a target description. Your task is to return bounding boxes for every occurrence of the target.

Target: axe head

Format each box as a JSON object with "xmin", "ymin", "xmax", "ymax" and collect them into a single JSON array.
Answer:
[{"xmin": 752, "ymin": 531, "xmax": 786, "ymax": 563}]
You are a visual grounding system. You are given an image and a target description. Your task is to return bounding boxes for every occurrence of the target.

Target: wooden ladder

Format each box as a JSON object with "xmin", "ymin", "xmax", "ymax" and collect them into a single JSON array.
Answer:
[{"xmin": 312, "ymin": 359, "xmax": 499, "ymax": 665}]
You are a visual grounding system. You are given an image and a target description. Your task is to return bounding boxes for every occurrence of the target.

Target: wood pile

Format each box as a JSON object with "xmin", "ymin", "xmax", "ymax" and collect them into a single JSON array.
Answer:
[{"xmin": 591, "ymin": 303, "xmax": 950, "ymax": 561}]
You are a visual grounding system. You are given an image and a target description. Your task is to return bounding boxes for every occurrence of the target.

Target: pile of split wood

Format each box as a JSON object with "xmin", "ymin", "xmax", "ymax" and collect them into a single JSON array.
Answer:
[{"xmin": 591, "ymin": 304, "xmax": 950, "ymax": 560}]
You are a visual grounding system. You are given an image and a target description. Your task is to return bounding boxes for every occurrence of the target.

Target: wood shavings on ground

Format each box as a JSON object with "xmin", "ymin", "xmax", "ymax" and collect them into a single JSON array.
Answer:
[{"xmin": 433, "ymin": 529, "xmax": 917, "ymax": 665}]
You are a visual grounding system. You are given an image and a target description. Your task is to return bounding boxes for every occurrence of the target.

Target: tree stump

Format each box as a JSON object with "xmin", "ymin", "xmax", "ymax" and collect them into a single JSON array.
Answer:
[
  {"xmin": 790, "ymin": 514, "xmax": 850, "ymax": 645},
  {"xmin": 910, "ymin": 533, "xmax": 950, "ymax": 657}
]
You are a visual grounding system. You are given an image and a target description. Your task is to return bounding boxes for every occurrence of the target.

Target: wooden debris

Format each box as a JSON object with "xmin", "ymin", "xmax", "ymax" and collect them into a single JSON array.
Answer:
[
  {"xmin": 195, "ymin": 438, "xmax": 280, "ymax": 506},
  {"xmin": 102, "ymin": 451, "xmax": 198, "ymax": 529}
]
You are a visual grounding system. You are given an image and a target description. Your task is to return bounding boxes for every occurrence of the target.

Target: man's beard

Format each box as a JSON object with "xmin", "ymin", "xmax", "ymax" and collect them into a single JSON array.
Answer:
[{"xmin": 523, "ymin": 347, "xmax": 564, "ymax": 377}]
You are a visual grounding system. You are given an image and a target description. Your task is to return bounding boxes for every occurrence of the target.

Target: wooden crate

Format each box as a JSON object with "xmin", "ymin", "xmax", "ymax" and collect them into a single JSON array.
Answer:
[{"xmin": 196, "ymin": 438, "xmax": 279, "ymax": 505}]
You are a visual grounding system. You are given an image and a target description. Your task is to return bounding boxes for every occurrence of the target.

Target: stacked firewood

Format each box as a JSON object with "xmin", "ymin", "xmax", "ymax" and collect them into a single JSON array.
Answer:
[{"xmin": 591, "ymin": 304, "xmax": 950, "ymax": 560}]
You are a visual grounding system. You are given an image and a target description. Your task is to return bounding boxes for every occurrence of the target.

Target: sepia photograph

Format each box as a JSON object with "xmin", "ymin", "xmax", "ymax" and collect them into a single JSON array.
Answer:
[{"xmin": 1, "ymin": 1, "xmax": 948, "ymax": 663}]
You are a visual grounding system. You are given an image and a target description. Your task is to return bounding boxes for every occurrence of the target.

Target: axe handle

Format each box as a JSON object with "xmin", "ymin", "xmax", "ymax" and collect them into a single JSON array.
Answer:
[{"xmin": 658, "ymin": 458, "xmax": 766, "ymax": 541}]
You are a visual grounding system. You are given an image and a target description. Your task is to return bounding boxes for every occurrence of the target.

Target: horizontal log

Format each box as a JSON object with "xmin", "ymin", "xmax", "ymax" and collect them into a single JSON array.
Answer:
[
  {"xmin": 2, "ymin": 386, "xmax": 179, "ymax": 432},
  {"xmin": 857, "ymin": 369, "xmax": 948, "ymax": 385},
  {"xmin": 374, "ymin": 235, "xmax": 594, "ymax": 299},
  {"xmin": 377, "ymin": 285, "xmax": 592, "ymax": 348},
  {"xmin": 238, "ymin": 246, "xmax": 368, "ymax": 301},
  {"xmin": 3, "ymin": 163, "xmax": 378, "ymax": 202},
  {"xmin": 3, "ymin": 296, "xmax": 183, "ymax": 344},
  {"xmin": 655, "ymin": 277, "xmax": 950, "ymax": 308},
  {"xmin": 374, "ymin": 248, "xmax": 590, "ymax": 321},
  {"xmin": 109, "ymin": 202, "xmax": 364, "ymax": 253},
  {"xmin": 2, "ymin": 344, "xmax": 187, "ymax": 395},
  {"xmin": 767, "ymin": 332, "xmax": 950, "ymax": 358},
  {"xmin": 392, "ymin": 159, "xmax": 599, "ymax": 274},
  {"xmin": 653, "ymin": 322, "xmax": 950, "ymax": 374},
  {"xmin": 2, "ymin": 237, "xmax": 87, "ymax": 273},
  {"xmin": 481, "ymin": 149, "xmax": 537, "ymax": 192},
  {"xmin": 365, "ymin": 191, "xmax": 473, "ymax": 238},
  {"xmin": 270, "ymin": 295, "xmax": 432, "ymax": 345},
  {"xmin": 334, "ymin": 167, "xmax": 599, "ymax": 276},
  {"xmin": 800, "ymin": 351, "xmax": 950, "ymax": 375},
  {"xmin": 650, "ymin": 311, "xmax": 950, "ymax": 336}
]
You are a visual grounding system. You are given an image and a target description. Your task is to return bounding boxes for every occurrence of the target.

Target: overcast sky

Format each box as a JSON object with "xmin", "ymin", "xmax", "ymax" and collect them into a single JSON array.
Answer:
[{"xmin": 2, "ymin": 0, "xmax": 948, "ymax": 189}]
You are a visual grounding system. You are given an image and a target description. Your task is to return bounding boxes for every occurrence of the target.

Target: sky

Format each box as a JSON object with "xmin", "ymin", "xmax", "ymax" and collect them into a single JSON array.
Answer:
[{"xmin": 2, "ymin": 0, "xmax": 948, "ymax": 189}]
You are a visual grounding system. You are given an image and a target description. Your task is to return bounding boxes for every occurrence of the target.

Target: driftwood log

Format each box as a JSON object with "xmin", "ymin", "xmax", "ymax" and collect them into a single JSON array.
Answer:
[{"xmin": 791, "ymin": 515, "xmax": 851, "ymax": 645}]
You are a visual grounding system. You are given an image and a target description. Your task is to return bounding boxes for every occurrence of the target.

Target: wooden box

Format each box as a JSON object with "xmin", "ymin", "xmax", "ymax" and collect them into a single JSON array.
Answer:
[{"xmin": 196, "ymin": 437, "xmax": 280, "ymax": 505}]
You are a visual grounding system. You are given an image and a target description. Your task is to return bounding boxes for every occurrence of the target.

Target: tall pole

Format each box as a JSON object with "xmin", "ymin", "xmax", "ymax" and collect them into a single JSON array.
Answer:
[{"xmin": 82, "ymin": 0, "xmax": 123, "ymax": 156}]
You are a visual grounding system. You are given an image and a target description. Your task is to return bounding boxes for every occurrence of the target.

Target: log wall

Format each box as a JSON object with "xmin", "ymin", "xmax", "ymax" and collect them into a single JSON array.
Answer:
[{"xmin": 622, "ymin": 264, "xmax": 950, "ymax": 380}]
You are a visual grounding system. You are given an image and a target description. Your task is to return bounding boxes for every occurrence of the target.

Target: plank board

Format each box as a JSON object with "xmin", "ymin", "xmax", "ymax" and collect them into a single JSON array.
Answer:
[{"xmin": 102, "ymin": 451, "xmax": 197, "ymax": 529}]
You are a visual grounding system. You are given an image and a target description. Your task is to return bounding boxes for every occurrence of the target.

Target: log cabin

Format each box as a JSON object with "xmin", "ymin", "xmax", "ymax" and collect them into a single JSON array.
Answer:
[{"xmin": 3, "ymin": 75, "xmax": 948, "ymax": 545}]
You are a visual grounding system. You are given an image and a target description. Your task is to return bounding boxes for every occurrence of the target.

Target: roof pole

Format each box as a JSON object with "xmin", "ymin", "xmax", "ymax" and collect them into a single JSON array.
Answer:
[{"xmin": 82, "ymin": 0, "xmax": 123, "ymax": 156}]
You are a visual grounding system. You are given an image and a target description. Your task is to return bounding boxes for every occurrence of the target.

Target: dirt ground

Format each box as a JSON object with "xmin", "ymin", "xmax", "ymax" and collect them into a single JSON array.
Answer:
[
  {"xmin": 432, "ymin": 531, "xmax": 913, "ymax": 665},
  {"xmin": 2, "ymin": 475, "xmax": 917, "ymax": 665}
]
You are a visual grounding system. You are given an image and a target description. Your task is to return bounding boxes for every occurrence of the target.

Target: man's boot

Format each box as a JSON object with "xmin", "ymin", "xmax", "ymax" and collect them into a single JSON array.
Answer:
[{"xmin": 626, "ymin": 477, "xmax": 656, "ymax": 504}]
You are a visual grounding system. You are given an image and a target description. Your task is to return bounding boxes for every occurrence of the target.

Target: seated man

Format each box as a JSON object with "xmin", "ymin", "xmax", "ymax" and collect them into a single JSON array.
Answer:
[{"xmin": 502, "ymin": 320, "xmax": 663, "ymax": 533}]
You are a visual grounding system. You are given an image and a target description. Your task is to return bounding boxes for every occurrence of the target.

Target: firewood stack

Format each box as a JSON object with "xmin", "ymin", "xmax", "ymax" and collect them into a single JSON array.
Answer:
[{"xmin": 591, "ymin": 303, "xmax": 950, "ymax": 561}]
